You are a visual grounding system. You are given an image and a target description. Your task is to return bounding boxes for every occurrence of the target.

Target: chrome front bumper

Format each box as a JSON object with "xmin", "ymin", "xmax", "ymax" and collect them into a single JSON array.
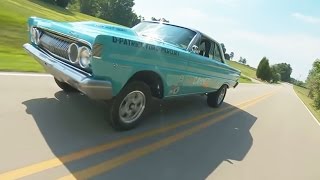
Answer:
[{"xmin": 23, "ymin": 43, "xmax": 113, "ymax": 100}]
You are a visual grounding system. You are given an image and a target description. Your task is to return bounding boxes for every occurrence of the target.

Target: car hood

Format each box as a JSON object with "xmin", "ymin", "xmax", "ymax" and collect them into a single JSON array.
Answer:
[
  {"xmin": 29, "ymin": 17, "xmax": 186, "ymax": 53},
  {"xmin": 29, "ymin": 17, "xmax": 137, "ymax": 45}
]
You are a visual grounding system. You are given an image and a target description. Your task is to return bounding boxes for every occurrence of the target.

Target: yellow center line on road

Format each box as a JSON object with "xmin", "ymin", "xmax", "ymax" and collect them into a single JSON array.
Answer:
[
  {"xmin": 0, "ymin": 91, "xmax": 276, "ymax": 180},
  {"xmin": 59, "ymin": 92, "xmax": 274, "ymax": 180}
]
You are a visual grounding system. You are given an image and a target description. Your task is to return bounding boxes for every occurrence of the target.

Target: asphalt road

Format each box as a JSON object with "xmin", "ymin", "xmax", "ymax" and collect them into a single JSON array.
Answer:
[{"xmin": 0, "ymin": 72, "xmax": 320, "ymax": 180}]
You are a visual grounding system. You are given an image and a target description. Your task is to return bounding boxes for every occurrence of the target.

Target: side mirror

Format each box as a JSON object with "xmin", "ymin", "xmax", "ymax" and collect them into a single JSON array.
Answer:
[{"xmin": 191, "ymin": 45, "xmax": 200, "ymax": 54}]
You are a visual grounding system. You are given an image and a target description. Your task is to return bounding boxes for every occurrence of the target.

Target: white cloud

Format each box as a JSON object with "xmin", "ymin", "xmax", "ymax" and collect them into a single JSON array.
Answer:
[{"xmin": 292, "ymin": 12, "xmax": 320, "ymax": 24}]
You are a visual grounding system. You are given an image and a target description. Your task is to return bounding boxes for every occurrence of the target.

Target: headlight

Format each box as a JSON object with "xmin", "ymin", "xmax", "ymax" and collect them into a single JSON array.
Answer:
[
  {"xmin": 68, "ymin": 43, "xmax": 79, "ymax": 63},
  {"xmin": 79, "ymin": 46, "xmax": 92, "ymax": 68},
  {"xmin": 31, "ymin": 27, "xmax": 40, "ymax": 45}
]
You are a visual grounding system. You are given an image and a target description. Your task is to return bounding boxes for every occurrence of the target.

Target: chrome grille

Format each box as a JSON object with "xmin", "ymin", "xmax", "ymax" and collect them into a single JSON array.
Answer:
[
  {"xmin": 37, "ymin": 29, "xmax": 92, "ymax": 73},
  {"xmin": 39, "ymin": 31, "xmax": 72, "ymax": 60}
]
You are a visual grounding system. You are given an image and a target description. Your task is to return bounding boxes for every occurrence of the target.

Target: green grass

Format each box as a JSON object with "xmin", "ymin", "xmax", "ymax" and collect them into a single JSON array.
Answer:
[
  {"xmin": 227, "ymin": 60, "xmax": 257, "ymax": 79},
  {"xmin": 239, "ymin": 75, "xmax": 252, "ymax": 83},
  {"xmin": 226, "ymin": 60, "xmax": 259, "ymax": 83},
  {"xmin": 0, "ymin": 0, "xmax": 258, "ymax": 84},
  {"xmin": 0, "ymin": 0, "xmax": 113, "ymax": 72},
  {"xmin": 293, "ymin": 85, "xmax": 320, "ymax": 122}
]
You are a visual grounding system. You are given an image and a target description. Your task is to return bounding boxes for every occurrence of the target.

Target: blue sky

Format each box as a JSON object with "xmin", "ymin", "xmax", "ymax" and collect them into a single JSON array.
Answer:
[{"xmin": 133, "ymin": 0, "xmax": 320, "ymax": 81}]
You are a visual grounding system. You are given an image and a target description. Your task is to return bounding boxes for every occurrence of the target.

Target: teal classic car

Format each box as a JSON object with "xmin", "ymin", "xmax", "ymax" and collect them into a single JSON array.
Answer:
[{"xmin": 24, "ymin": 17, "xmax": 240, "ymax": 130}]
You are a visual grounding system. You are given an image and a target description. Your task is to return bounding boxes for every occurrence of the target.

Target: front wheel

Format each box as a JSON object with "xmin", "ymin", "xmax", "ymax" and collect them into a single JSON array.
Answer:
[
  {"xmin": 54, "ymin": 78, "xmax": 78, "ymax": 92},
  {"xmin": 207, "ymin": 85, "xmax": 228, "ymax": 108},
  {"xmin": 109, "ymin": 81, "xmax": 151, "ymax": 131}
]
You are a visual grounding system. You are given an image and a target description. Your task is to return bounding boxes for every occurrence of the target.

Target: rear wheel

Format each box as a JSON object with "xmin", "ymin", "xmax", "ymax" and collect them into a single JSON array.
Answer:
[
  {"xmin": 207, "ymin": 85, "xmax": 228, "ymax": 108},
  {"xmin": 109, "ymin": 81, "xmax": 151, "ymax": 131},
  {"xmin": 54, "ymin": 78, "xmax": 78, "ymax": 92}
]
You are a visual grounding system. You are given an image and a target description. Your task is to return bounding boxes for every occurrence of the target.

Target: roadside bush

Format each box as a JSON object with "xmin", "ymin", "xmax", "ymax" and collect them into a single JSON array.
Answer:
[
  {"xmin": 56, "ymin": 0, "xmax": 70, "ymax": 8},
  {"xmin": 307, "ymin": 59, "xmax": 320, "ymax": 109},
  {"xmin": 256, "ymin": 57, "xmax": 272, "ymax": 82},
  {"xmin": 271, "ymin": 65, "xmax": 281, "ymax": 83},
  {"xmin": 41, "ymin": 0, "xmax": 55, "ymax": 4},
  {"xmin": 41, "ymin": 0, "xmax": 70, "ymax": 8}
]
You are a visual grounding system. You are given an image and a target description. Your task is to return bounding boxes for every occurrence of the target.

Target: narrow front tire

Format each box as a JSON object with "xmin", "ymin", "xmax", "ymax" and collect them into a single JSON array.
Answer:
[
  {"xmin": 109, "ymin": 81, "xmax": 151, "ymax": 131},
  {"xmin": 54, "ymin": 78, "xmax": 78, "ymax": 92}
]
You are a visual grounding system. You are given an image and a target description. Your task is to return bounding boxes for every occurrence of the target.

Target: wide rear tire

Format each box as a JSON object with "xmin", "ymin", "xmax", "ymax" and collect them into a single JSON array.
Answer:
[{"xmin": 207, "ymin": 85, "xmax": 228, "ymax": 108}]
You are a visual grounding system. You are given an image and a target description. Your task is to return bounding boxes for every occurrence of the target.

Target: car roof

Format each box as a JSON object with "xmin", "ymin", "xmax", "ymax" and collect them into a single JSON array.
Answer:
[
  {"xmin": 141, "ymin": 20, "xmax": 199, "ymax": 33},
  {"xmin": 141, "ymin": 21, "xmax": 219, "ymax": 44}
]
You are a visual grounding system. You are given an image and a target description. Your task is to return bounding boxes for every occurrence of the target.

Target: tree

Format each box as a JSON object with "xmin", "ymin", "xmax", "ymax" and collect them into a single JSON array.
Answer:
[
  {"xmin": 224, "ymin": 54, "xmax": 230, "ymax": 60},
  {"xmin": 242, "ymin": 58, "xmax": 247, "ymax": 65},
  {"xmin": 40, "ymin": 0, "xmax": 70, "ymax": 8},
  {"xmin": 256, "ymin": 57, "xmax": 272, "ymax": 82},
  {"xmin": 230, "ymin": 52, "xmax": 234, "ymax": 60},
  {"xmin": 130, "ymin": 14, "xmax": 144, "ymax": 26},
  {"xmin": 238, "ymin": 57, "xmax": 246, "ymax": 64},
  {"xmin": 271, "ymin": 65, "xmax": 281, "ymax": 83},
  {"xmin": 99, "ymin": 0, "xmax": 138, "ymax": 27},
  {"xmin": 151, "ymin": 17, "xmax": 158, "ymax": 21},
  {"xmin": 272, "ymin": 63, "xmax": 292, "ymax": 82},
  {"xmin": 219, "ymin": 43, "xmax": 231, "ymax": 61},
  {"xmin": 151, "ymin": 17, "xmax": 169, "ymax": 23},
  {"xmin": 238, "ymin": 57, "xmax": 243, "ymax": 63},
  {"xmin": 79, "ymin": 0, "xmax": 101, "ymax": 16},
  {"xmin": 56, "ymin": 0, "xmax": 70, "ymax": 8},
  {"xmin": 306, "ymin": 59, "xmax": 320, "ymax": 109},
  {"xmin": 41, "ymin": 0, "xmax": 55, "ymax": 4}
]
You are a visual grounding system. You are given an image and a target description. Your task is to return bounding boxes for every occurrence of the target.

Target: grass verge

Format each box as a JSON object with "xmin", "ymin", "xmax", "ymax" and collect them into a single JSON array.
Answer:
[
  {"xmin": 239, "ymin": 75, "xmax": 252, "ymax": 83},
  {"xmin": 293, "ymin": 85, "xmax": 320, "ymax": 122},
  {"xmin": 227, "ymin": 60, "xmax": 257, "ymax": 79},
  {"xmin": 0, "ymin": 0, "xmax": 112, "ymax": 73}
]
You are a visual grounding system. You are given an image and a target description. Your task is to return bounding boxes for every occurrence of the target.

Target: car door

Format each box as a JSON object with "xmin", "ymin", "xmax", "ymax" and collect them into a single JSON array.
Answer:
[{"xmin": 184, "ymin": 37, "xmax": 230, "ymax": 94}]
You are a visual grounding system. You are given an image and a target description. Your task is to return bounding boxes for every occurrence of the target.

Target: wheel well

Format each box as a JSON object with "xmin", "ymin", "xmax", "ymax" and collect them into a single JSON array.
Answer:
[
  {"xmin": 222, "ymin": 84, "xmax": 230, "ymax": 89},
  {"xmin": 127, "ymin": 71, "xmax": 164, "ymax": 99}
]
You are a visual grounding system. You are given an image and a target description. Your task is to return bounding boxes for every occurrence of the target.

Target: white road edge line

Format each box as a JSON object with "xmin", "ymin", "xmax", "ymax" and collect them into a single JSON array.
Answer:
[
  {"xmin": 0, "ymin": 72, "xmax": 52, "ymax": 77},
  {"xmin": 292, "ymin": 87, "xmax": 320, "ymax": 126}
]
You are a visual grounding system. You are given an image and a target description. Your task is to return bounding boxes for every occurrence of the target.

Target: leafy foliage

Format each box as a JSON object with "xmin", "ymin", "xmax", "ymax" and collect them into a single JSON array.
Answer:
[
  {"xmin": 56, "ymin": 0, "xmax": 70, "ymax": 8},
  {"xmin": 272, "ymin": 63, "xmax": 292, "ymax": 82},
  {"xmin": 41, "ymin": 0, "xmax": 70, "ymax": 8},
  {"xmin": 307, "ymin": 59, "xmax": 320, "ymax": 109},
  {"xmin": 151, "ymin": 17, "xmax": 169, "ymax": 22},
  {"xmin": 229, "ymin": 52, "xmax": 234, "ymax": 60},
  {"xmin": 271, "ymin": 65, "xmax": 281, "ymax": 83},
  {"xmin": 238, "ymin": 57, "xmax": 246, "ymax": 64},
  {"xmin": 220, "ymin": 43, "xmax": 231, "ymax": 60},
  {"xmin": 256, "ymin": 57, "xmax": 272, "ymax": 82},
  {"xmin": 290, "ymin": 78, "xmax": 306, "ymax": 87},
  {"xmin": 41, "ymin": 0, "xmax": 56, "ymax": 4},
  {"xmin": 79, "ymin": 0, "xmax": 100, "ymax": 16},
  {"xmin": 76, "ymin": 0, "xmax": 143, "ymax": 27}
]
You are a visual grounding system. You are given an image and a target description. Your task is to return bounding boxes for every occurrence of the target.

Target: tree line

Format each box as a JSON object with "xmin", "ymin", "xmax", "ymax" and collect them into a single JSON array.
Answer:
[
  {"xmin": 306, "ymin": 59, "xmax": 320, "ymax": 110},
  {"xmin": 256, "ymin": 57, "xmax": 292, "ymax": 83},
  {"xmin": 41, "ymin": 0, "xmax": 143, "ymax": 27}
]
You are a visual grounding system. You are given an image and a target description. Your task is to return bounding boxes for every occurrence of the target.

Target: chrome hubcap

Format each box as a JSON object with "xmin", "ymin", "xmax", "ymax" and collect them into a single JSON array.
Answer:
[
  {"xmin": 217, "ymin": 87, "xmax": 226, "ymax": 104},
  {"xmin": 119, "ymin": 91, "xmax": 146, "ymax": 123}
]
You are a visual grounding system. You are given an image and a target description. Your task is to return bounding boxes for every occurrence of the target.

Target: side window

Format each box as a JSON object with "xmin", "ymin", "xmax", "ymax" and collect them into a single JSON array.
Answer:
[
  {"xmin": 213, "ymin": 43, "xmax": 223, "ymax": 62},
  {"xmin": 197, "ymin": 37, "xmax": 213, "ymax": 59}
]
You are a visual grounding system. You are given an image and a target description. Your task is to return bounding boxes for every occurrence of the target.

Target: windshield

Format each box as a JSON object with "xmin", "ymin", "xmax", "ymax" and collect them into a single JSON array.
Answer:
[{"xmin": 132, "ymin": 22, "xmax": 197, "ymax": 49}]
